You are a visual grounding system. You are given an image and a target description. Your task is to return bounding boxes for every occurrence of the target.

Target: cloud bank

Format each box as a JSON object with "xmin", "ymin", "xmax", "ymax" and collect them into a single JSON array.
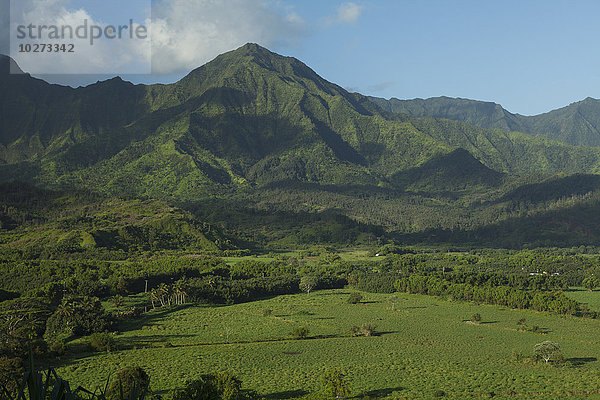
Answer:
[
  {"xmin": 150, "ymin": 0, "xmax": 306, "ymax": 74},
  {"xmin": 6, "ymin": 0, "xmax": 306, "ymax": 77}
]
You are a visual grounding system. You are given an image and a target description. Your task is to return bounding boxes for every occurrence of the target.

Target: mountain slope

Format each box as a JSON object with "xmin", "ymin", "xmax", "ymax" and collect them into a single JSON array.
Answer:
[
  {"xmin": 4, "ymin": 44, "xmax": 600, "ymax": 244},
  {"xmin": 370, "ymin": 95, "xmax": 600, "ymax": 147},
  {"xmin": 0, "ymin": 182, "xmax": 233, "ymax": 256}
]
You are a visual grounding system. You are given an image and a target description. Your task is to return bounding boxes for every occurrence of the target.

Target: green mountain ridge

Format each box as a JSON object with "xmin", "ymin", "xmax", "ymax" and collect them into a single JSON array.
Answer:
[
  {"xmin": 369, "ymin": 95, "xmax": 600, "ymax": 147},
  {"xmin": 3, "ymin": 44, "xmax": 600, "ymax": 245}
]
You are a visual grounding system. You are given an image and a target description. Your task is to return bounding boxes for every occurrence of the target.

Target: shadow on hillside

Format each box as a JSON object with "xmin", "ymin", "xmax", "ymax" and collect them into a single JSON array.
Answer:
[
  {"xmin": 119, "ymin": 304, "xmax": 196, "ymax": 332},
  {"xmin": 264, "ymin": 390, "xmax": 308, "ymax": 399},
  {"xmin": 313, "ymin": 291, "xmax": 351, "ymax": 296},
  {"xmin": 566, "ymin": 357, "xmax": 597, "ymax": 367},
  {"xmin": 118, "ymin": 333, "xmax": 196, "ymax": 348},
  {"xmin": 375, "ymin": 331, "xmax": 399, "ymax": 336},
  {"xmin": 358, "ymin": 386, "xmax": 404, "ymax": 398}
]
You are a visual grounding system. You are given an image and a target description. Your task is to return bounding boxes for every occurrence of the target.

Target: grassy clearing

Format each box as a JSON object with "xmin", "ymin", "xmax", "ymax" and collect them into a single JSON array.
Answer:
[
  {"xmin": 55, "ymin": 290, "xmax": 600, "ymax": 399},
  {"xmin": 566, "ymin": 287, "xmax": 600, "ymax": 312}
]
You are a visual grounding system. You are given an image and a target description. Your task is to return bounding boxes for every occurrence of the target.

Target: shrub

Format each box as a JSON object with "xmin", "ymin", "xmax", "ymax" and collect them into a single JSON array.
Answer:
[
  {"xmin": 45, "ymin": 296, "xmax": 115, "ymax": 339},
  {"xmin": 534, "ymin": 341, "xmax": 561, "ymax": 363},
  {"xmin": 471, "ymin": 313, "xmax": 482, "ymax": 323},
  {"xmin": 350, "ymin": 323, "xmax": 376, "ymax": 337},
  {"xmin": 106, "ymin": 366, "xmax": 150, "ymax": 400},
  {"xmin": 171, "ymin": 372, "xmax": 255, "ymax": 400},
  {"xmin": 432, "ymin": 389, "xmax": 446, "ymax": 397},
  {"xmin": 0, "ymin": 357, "xmax": 23, "ymax": 396},
  {"xmin": 347, "ymin": 293, "xmax": 363, "ymax": 304},
  {"xmin": 262, "ymin": 309, "xmax": 272, "ymax": 317},
  {"xmin": 321, "ymin": 369, "xmax": 350, "ymax": 398},
  {"xmin": 89, "ymin": 332, "xmax": 115, "ymax": 352},
  {"xmin": 292, "ymin": 326, "xmax": 309, "ymax": 339}
]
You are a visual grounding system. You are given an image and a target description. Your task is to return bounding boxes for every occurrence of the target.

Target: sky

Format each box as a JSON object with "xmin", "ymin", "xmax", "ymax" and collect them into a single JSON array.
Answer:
[{"xmin": 2, "ymin": 0, "xmax": 600, "ymax": 115}]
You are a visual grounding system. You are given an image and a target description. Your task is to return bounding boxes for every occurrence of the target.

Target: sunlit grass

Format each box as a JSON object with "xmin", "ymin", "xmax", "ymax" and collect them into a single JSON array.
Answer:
[{"xmin": 56, "ymin": 290, "xmax": 600, "ymax": 399}]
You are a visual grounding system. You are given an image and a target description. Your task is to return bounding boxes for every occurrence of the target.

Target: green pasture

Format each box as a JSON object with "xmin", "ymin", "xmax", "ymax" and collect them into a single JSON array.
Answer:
[
  {"xmin": 56, "ymin": 290, "xmax": 600, "ymax": 399},
  {"xmin": 566, "ymin": 287, "xmax": 600, "ymax": 312}
]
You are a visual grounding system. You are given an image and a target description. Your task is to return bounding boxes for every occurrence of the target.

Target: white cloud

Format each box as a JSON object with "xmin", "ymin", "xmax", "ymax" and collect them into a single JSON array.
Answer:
[
  {"xmin": 9, "ymin": 0, "xmax": 151, "ymax": 75},
  {"xmin": 7, "ymin": 0, "xmax": 305, "ymax": 77},
  {"xmin": 149, "ymin": 0, "xmax": 306, "ymax": 74},
  {"xmin": 336, "ymin": 2, "xmax": 363, "ymax": 23}
]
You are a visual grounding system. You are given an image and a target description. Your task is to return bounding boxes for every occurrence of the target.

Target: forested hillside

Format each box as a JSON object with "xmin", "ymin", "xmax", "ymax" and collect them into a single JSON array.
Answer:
[{"xmin": 3, "ymin": 44, "xmax": 600, "ymax": 246}]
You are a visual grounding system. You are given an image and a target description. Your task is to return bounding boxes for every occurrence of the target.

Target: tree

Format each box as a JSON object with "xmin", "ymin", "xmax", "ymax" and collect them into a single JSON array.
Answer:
[
  {"xmin": 171, "ymin": 372, "xmax": 253, "ymax": 400},
  {"xmin": 106, "ymin": 366, "xmax": 150, "ymax": 400},
  {"xmin": 292, "ymin": 326, "xmax": 309, "ymax": 339},
  {"xmin": 299, "ymin": 275, "xmax": 318, "ymax": 294},
  {"xmin": 471, "ymin": 313, "xmax": 481, "ymax": 323},
  {"xmin": 347, "ymin": 293, "xmax": 363, "ymax": 304},
  {"xmin": 582, "ymin": 276, "xmax": 600, "ymax": 291},
  {"xmin": 534, "ymin": 341, "xmax": 561, "ymax": 363},
  {"xmin": 321, "ymin": 369, "xmax": 350, "ymax": 398}
]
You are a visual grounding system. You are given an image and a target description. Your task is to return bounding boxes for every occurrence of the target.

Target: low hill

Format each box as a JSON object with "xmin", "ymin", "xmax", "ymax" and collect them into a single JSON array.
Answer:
[{"xmin": 0, "ymin": 182, "xmax": 232, "ymax": 257}]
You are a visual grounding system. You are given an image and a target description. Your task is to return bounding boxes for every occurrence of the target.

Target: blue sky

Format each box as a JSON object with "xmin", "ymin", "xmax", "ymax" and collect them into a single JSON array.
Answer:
[{"xmin": 3, "ymin": 0, "xmax": 600, "ymax": 115}]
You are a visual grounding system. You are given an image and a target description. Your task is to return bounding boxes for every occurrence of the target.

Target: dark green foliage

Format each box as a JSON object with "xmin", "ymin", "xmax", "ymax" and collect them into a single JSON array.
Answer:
[
  {"xmin": 0, "ymin": 357, "xmax": 23, "ymax": 396},
  {"xmin": 394, "ymin": 274, "xmax": 580, "ymax": 315},
  {"xmin": 352, "ymin": 273, "xmax": 397, "ymax": 293},
  {"xmin": 170, "ymin": 372, "xmax": 255, "ymax": 400},
  {"xmin": 471, "ymin": 313, "xmax": 482, "ymax": 323},
  {"xmin": 350, "ymin": 323, "xmax": 376, "ymax": 337},
  {"xmin": 582, "ymin": 276, "xmax": 600, "ymax": 291},
  {"xmin": 89, "ymin": 332, "xmax": 116, "ymax": 353},
  {"xmin": 106, "ymin": 366, "xmax": 150, "ymax": 400},
  {"xmin": 299, "ymin": 275, "xmax": 318, "ymax": 294},
  {"xmin": 534, "ymin": 341, "xmax": 561, "ymax": 363},
  {"xmin": 0, "ymin": 351, "xmax": 77, "ymax": 400},
  {"xmin": 44, "ymin": 296, "xmax": 115, "ymax": 339},
  {"xmin": 187, "ymin": 275, "xmax": 303, "ymax": 305},
  {"xmin": 321, "ymin": 369, "xmax": 350, "ymax": 398},
  {"xmin": 347, "ymin": 293, "xmax": 363, "ymax": 304},
  {"xmin": 0, "ymin": 297, "xmax": 51, "ymax": 358}
]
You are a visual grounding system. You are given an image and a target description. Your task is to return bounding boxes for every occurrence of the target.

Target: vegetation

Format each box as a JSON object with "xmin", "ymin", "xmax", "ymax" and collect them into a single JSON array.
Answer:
[
  {"xmin": 534, "ymin": 341, "xmax": 562, "ymax": 363},
  {"xmin": 321, "ymin": 369, "xmax": 351, "ymax": 398},
  {"xmin": 43, "ymin": 289, "xmax": 600, "ymax": 398},
  {"xmin": 5, "ymin": 43, "xmax": 600, "ymax": 400},
  {"xmin": 370, "ymin": 95, "xmax": 600, "ymax": 147}
]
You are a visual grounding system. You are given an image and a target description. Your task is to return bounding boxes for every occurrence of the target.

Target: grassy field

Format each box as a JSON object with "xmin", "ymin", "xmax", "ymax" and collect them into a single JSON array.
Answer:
[
  {"xmin": 566, "ymin": 288, "xmax": 600, "ymax": 312},
  {"xmin": 56, "ymin": 290, "xmax": 600, "ymax": 400}
]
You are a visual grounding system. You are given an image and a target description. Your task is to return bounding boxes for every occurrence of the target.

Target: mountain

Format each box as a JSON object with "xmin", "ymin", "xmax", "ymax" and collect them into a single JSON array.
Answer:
[
  {"xmin": 369, "ymin": 96, "xmax": 526, "ymax": 132},
  {"xmin": 4, "ymin": 44, "xmax": 600, "ymax": 245},
  {"xmin": 524, "ymin": 97, "xmax": 600, "ymax": 146},
  {"xmin": 370, "ymin": 95, "xmax": 600, "ymax": 147}
]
